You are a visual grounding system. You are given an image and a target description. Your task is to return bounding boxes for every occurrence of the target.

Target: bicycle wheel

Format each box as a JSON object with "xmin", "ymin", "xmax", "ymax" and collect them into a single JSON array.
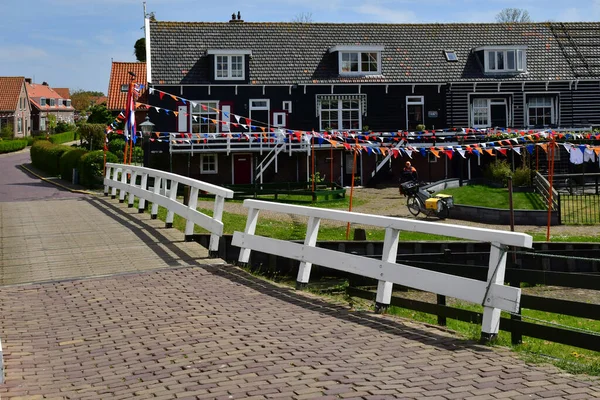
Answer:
[
  {"xmin": 436, "ymin": 200, "xmax": 450, "ymax": 220},
  {"xmin": 407, "ymin": 195, "xmax": 421, "ymax": 216}
]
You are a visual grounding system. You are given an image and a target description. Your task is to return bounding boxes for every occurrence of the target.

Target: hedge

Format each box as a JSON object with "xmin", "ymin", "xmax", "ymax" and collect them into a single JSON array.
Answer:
[
  {"xmin": 0, "ymin": 139, "xmax": 28, "ymax": 154},
  {"xmin": 78, "ymin": 150, "xmax": 118, "ymax": 188},
  {"xmin": 48, "ymin": 131, "xmax": 76, "ymax": 145},
  {"xmin": 30, "ymin": 141, "xmax": 73, "ymax": 176},
  {"xmin": 59, "ymin": 149, "xmax": 88, "ymax": 181}
]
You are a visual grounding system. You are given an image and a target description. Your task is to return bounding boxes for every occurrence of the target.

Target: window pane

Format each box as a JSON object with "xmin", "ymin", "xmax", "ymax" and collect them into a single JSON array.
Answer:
[
  {"xmin": 507, "ymin": 51, "xmax": 515, "ymax": 70},
  {"xmin": 497, "ymin": 51, "xmax": 504, "ymax": 70},
  {"xmin": 488, "ymin": 52, "xmax": 496, "ymax": 70},
  {"xmin": 361, "ymin": 52, "xmax": 378, "ymax": 72},
  {"xmin": 231, "ymin": 56, "xmax": 243, "ymax": 78},
  {"xmin": 517, "ymin": 50, "xmax": 523, "ymax": 70}
]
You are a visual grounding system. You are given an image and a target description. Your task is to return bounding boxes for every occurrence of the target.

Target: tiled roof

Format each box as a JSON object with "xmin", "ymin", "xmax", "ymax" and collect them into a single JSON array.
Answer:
[
  {"xmin": 107, "ymin": 62, "xmax": 147, "ymax": 111},
  {"xmin": 53, "ymin": 88, "xmax": 70, "ymax": 99},
  {"xmin": 0, "ymin": 77, "xmax": 25, "ymax": 111},
  {"xmin": 26, "ymin": 82, "xmax": 75, "ymax": 111},
  {"xmin": 150, "ymin": 21, "xmax": 600, "ymax": 85}
]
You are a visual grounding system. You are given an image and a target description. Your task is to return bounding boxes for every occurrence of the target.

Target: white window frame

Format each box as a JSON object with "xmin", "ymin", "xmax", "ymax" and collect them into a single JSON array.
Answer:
[
  {"xmin": 40, "ymin": 97, "xmax": 46, "ymax": 106},
  {"xmin": 40, "ymin": 116, "xmax": 46, "ymax": 131},
  {"xmin": 406, "ymin": 96, "xmax": 425, "ymax": 130},
  {"xmin": 273, "ymin": 112, "xmax": 286, "ymax": 128},
  {"xmin": 481, "ymin": 47, "xmax": 527, "ymax": 73},
  {"xmin": 120, "ymin": 84, "xmax": 128, "ymax": 92},
  {"xmin": 66, "ymin": 99, "xmax": 71, "ymax": 107},
  {"xmin": 470, "ymin": 97, "xmax": 509, "ymax": 128},
  {"xmin": 200, "ymin": 154, "xmax": 218, "ymax": 174},
  {"xmin": 282, "ymin": 101, "xmax": 292, "ymax": 113},
  {"xmin": 318, "ymin": 97, "xmax": 362, "ymax": 131},
  {"xmin": 191, "ymin": 100, "xmax": 220, "ymax": 134},
  {"xmin": 329, "ymin": 45, "xmax": 384, "ymax": 76},
  {"xmin": 214, "ymin": 55, "xmax": 245, "ymax": 80},
  {"xmin": 249, "ymin": 99, "xmax": 270, "ymax": 130},
  {"xmin": 526, "ymin": 94, "xmax": 557, "ymax": 128},
  {"xmin": 444, "ymin": 50, "xmax": 458, "ymax": 62},
  {"xmin": 50, "ymin": 98, "xmax": 56, "ymax": 107}
]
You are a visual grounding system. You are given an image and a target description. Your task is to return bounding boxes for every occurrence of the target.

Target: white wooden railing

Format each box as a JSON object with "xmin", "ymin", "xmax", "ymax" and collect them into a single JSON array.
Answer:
[
  {"xmin": 104, "ymin": 163, "xmax": 234, "ymax": 251},
  {"xmin": 232, "ymin": 200, "xmax": 533, "ymax": 339}
]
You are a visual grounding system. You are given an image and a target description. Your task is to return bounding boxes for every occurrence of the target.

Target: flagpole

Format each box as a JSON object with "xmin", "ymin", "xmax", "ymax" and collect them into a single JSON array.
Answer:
[{"xmin": 346, "ymin": 137, "xmax": 358, "ymax": 240}]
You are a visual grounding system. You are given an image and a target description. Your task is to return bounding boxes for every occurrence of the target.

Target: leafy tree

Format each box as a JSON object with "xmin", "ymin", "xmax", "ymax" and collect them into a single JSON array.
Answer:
[
  {"xmin": 78, "ymin": 123, "xmax": 106, "ymax": 150},
  {"xmin": 70, "ymin": 90, "xmax": 105, "ymax": 113},
  {"xmin": 47, "ymin": 114, "xmax": 57, "ymax": 134},
  {"xmin": 291, "ymin": 12, "xmax": 313, "ymax": 23},
  {"xmin": 495, "ymin": 8, "xmax": 531, "ymax": 23},
  {"xmin": 134, "ymin": 38, "xmax": 146, "ymax": 62},
  {"xmin": 87, "ymin": 104, "xmax": 113, "ymax": 125}
]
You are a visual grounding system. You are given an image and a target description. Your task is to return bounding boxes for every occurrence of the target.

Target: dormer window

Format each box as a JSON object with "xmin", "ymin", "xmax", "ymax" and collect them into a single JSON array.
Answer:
[
  {"xmin": 476, "ymin": 46, "xmax": 527, "ymax": 73},
  {"xmin": 40, "ymin": 97, "xmax": 46, "ymax": 106},
  {"xmin": 328, "ymin": 45, "xmax": 384, "ymax": 76},
  {"xmin": 66, "ymin": 99, "xmax": 71, "ymax": 107},
  {"xmin": 50, "ymin": 98, "xmax": 56, "ymax": 106},
  {"xmin": 207, "ymin": 49, "xmax": 252, "ymax": 81}
]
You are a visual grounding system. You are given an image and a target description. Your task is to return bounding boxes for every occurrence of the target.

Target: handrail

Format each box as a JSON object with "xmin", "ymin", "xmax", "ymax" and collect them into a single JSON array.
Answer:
[
  {"xmin": 534, "ymin": 171, "xmax": 560, "ymax": 210},
  {"xmin": 103, "ymin": 163, "xmax": 234, "ymax": 251},
  {"xmin": 232, "ymin": 199, "xmax": 533, "ymax": 341}
]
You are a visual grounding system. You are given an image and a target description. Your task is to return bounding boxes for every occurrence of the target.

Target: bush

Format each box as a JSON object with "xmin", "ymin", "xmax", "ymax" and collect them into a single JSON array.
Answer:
[
  {"xmin": 0, "ymin": 123, "xmax": 14, "ymax": 139},
  {"xmin": 78, "ymin": 123, "xmax": 106, "ymax": 150},
  {"xmin": 48, "ymin": 131, "xmax": 76, "ymax": 145},
  {"xmin": 415, "ymin": 124, "xmax": 426, "ymax": 132},
  {"xmin": 132, "ymin": 146, "xmax": 143, "ymax": 164},
  {"xmin": 484, "ymin": 160, "xmax": 512, "ymax": 187},
  {"xmin": 30, "ymin": 140, "xmax": 73, "ymax": 176},
  {"xmin": 55, "ymin": 121, "xmax": 76, "ymax": 134},
  {"xmin": 108, "ymin": 138, "xmax": 126, "ymax": 161},
  {"xmin": 59, "ymin": 149, "xmax": 88, "ymax": 181},
  {"xmin": 0, "ymin": 139, "xmax": 28, "ymax": 154},
  {"xmin": 78, "ymin": 150, "xmax": 118, "ymax": 188},
  {"xmin": 513, "ymin": 166, "xmax": 532, "ymax": 187}
]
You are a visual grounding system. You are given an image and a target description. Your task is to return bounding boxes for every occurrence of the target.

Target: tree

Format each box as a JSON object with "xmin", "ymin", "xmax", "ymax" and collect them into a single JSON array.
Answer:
[
  {"xmin": 495, "ymin": 8, "xmax": 531, "ymax": 23},
  {"xmin": 291, "ymin": 12, "xmax": 314, "ymax": 23},
  {"xmin": 134, "ymin": 38, "xmax": 146, "ymax": 62},
  {"xmin": 71, "ymin": 90, "xmax": 103, "ymax": 113},
  {"xmin": 47, "ymin": 114, "xmax": 57, "ymax": 134},
  {"xmin": 87, "ymin": 104, "xmax": 112, "ymax": 125}
]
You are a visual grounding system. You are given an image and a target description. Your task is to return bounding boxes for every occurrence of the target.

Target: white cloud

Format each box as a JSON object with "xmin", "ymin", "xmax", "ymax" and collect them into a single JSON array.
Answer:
[
  {"xmin": 352, "ymin": 4, "xmax": 417, "ymax": 23},
  {"xmin": 0, "ymin": 46, "xmax": 48, "ymax": 60}
]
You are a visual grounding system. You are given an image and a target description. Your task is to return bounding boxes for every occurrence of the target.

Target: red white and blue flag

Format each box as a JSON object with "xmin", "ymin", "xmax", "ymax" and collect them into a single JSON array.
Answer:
[{"xmin": 124, "ymin": 83, "xmax": 137, "ymax": 144}]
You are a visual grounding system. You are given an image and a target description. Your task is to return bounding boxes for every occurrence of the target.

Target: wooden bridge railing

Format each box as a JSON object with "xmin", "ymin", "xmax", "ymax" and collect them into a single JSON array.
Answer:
[
  {"xmin": 103, "ymin": 163, "xmax": 234, "ymax": 251},
  {"xmin": 232, "ymin": 199, "xmax": 533, "ymax": 341}
]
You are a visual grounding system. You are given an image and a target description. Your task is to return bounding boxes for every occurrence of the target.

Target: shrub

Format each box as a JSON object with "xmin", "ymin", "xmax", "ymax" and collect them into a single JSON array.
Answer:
[
  {"xmin": 108, "ymin": 138, "xmax": 126, "ymax": 161},
  {"xmin": 484, "ymin": 160, "xmax": 512, "ymax": 187},
  {"xmin": 0, "ymin": 123, "xmax": 14, "ymax": 139},
  {"xmin": 0, "ymin": 139, "xmax": 28, "ymax": 154},
  {"xmin": 78, "ymin": 150, "xmax": 118, "ymax": 188},
  {"xmin": 30, "ymin": 140, "xmax": 73, "ymax": 176},
  {"xmin": 78, "ymin": 123, "xmax": 106, "ymax": 150},
  {"xmin": 513, "ymin": 166, "xmax": 532, "ymax": 187},
  {"xmin": 132, "ymin": 146, "xmax": 144, "ymax": 164},
  {"xmin": 48, "ymin": 131, "xmax": 76, "ymax": 145},
  {"xmin": 415, "ymin": 124, "xmax": 426, "ymax": 132},
  {"xmin": 59, "ymin": 149, "xmax": 88, "ymax": 181},
  {"xmin": 55, "ymin": 121, "xmax": 76, "ymax": 133}
]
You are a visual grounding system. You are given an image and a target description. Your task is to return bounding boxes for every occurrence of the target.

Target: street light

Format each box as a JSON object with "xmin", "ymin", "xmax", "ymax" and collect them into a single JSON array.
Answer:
[{"xmin": 139, "ymin": 115, "xmax": 155, "ymax": 167}]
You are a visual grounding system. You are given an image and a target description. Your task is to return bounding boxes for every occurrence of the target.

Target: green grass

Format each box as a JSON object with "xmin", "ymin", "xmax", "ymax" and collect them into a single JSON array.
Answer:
[
  {"xmin": 384, "ymin": 296, "xmax": 600, "ymax": 376},
  {"xmin": 438, "ymin": 185, "xmax": 546, "ymax": 210}
]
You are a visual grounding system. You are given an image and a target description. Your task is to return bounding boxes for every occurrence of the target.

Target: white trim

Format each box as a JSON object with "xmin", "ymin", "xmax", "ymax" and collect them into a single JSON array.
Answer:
[
  {"xmin": 524, "ymin": 92, "xmax": 559, "ymax": 128},
  {"xmin": 474, "ymin": 45, "xmax": 528, "ymax": 51},
  {"xmin": 200, "ymin": 154, "xmax": 218, "ymax": 174},
  {"xmin": 484, "ymin": 49, "xmax": 527, "ymax": 73},
  {"xmin": 273, "ymin": 112, "xmax": 286, "ymax": 128},
  {"xmin": 337, "ymin": 50, "xmax": 382, "ymax": 76},
  {"xmin": 207, "ymin": 49, "xmax": 252, "ymax": 55},
  {"xmin": 282, "ymin": 101, "xmax": 292, "ymax": 113},
  {"xmin": 406, "ymin": 96, "xmax": 424, "ymax": 130},
  {"xmin": 145, "ymin": 17, "xmax": 152, "ymax": 83},
  {"xmin": 468, "ymin": 92, "xmax": 514, "ymax": 128},
  {"xmin": 328, "ymin": 45, "xmax": 384, "ymax": 53}
]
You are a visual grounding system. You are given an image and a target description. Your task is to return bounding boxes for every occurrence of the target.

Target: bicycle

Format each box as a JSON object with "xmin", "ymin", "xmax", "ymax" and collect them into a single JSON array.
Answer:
[{"xmin": 401, "ymin": 181, "xmax": 453, "ymax": 219}]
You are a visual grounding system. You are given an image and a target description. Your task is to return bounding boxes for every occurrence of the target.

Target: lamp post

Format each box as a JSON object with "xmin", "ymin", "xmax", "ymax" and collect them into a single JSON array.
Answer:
[{"xmin": 139, "ymin": 115, "xmax": 154, "ymax": 167}]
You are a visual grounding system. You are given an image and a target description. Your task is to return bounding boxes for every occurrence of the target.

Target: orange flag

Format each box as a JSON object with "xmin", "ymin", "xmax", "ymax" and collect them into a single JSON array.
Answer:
[{"xmin": 485, "ymin": 149, "xmax": 495, "ymax": 156}]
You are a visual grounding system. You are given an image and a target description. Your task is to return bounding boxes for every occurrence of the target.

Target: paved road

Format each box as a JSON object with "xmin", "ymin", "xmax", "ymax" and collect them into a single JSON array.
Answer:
[
  {"xmin": 0, "ymin": 150, "xmax": 85, "ymax": 202},
  {"xmin": 0, "ymin": 149, "xmax": 598, "ymax": 399}
]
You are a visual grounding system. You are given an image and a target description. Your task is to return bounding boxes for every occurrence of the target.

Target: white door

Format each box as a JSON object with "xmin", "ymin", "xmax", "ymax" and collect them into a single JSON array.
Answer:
[{"xmin": 221, "ymin": 104, "xmax": 231, "ymax": 132}]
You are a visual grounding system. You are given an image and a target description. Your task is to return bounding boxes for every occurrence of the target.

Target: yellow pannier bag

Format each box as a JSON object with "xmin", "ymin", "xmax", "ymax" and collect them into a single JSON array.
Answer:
[{"xmin": 425, "ymin": 197, "xmax": 440, "ymax": 210}]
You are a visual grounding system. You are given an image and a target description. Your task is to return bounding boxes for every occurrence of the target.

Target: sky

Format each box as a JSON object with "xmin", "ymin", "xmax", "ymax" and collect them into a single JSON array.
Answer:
[{"xmin": 2, "ymin": 0, "xmax": 598, "ymax": 95}]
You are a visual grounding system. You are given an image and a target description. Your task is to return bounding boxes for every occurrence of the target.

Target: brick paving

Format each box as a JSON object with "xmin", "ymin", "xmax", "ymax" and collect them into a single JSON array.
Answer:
[{"xmin": 0, "ymin": 196, "xmax": 598, "ymax": 399}]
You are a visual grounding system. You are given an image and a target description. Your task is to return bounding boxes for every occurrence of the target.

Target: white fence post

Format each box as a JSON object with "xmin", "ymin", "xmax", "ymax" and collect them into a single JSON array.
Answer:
[
  {"xmin": 296, "ymin": 216, "xmax": 321, "ymax": 289},
  {"xmin": 128, "ymin": 171, "xmax": 138, "ymax": 208},
  {"xmin": 138, "ymin": 172, "xmax": 148, "ymax": 214},
  {"xmin": 481, "ymin": 242, "xmax": 508, "ymax": 342},
  {"xmin": 375, "ymin": 227, "xmax": 400, "ymax": 313},
  {"xmin": 237, "ymin": 207, "xmax": 260, "ymax": 264},
  {"xmin": 104, "ymin": 165, "xmax": 112, "ymax": 196},
  {"xmin": 184, "ymin": 187, "xmax": 199, "ymax": 241},
  {"xmin": 150, "ymin": 176, "xmax": 161, "ymax": 219},
  {"xmin": 118, "ymin": 168, "xmax": 128, "ymax": 203},
  {"xmin": 111, "ymin": 167, "xmax": 121, "ymax": 199},
  {"xmin": 165, "ymin": 181, "xmax": 178, "ymax": 228},
  {"xmin": 209, "ymin": 195, "xmax": 226, "ymax": 253},
  {"xmin": 0, "ymin": 337, "xmax": 3, "ymax": 384}
]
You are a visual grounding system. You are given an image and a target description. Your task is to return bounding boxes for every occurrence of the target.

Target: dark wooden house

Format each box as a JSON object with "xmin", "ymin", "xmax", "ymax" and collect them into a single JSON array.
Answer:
[{"xmin": 145, "ymin": 16, "xmax": 600, "ymax": 185}]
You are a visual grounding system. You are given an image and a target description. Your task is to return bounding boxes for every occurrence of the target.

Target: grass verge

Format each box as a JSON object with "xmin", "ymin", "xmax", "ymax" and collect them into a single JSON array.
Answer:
[{"xmin": 438, "ymin": 184, "xmax": 545, "ymax": 210}]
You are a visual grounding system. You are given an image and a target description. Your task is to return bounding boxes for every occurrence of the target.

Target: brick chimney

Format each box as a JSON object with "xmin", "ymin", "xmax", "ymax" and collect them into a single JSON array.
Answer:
[{"xmin": 25, "ymin": 78, "xmax": 32, "ymax": 84}]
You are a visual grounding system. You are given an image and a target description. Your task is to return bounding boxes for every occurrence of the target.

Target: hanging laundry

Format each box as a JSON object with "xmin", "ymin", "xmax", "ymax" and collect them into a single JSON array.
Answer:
[
  {"xmin": 569, "ymin": 147, "xmax": 584, "ymax": 165},
  {"xmin": 584, "ymin": 148, "xmax": 596, "ymax": 163}
]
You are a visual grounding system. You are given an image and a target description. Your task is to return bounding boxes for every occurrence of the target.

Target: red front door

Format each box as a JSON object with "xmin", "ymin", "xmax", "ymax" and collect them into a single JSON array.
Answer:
[{"xmin": 234, "ymin": 154, "xmax": 252, "ymax": 184}]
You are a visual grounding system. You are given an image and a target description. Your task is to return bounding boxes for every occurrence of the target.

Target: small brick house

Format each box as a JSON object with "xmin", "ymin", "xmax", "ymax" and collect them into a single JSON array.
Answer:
[{"xmin": 0, "ymin": 76, "xmax": 31, "ymax": 137}]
